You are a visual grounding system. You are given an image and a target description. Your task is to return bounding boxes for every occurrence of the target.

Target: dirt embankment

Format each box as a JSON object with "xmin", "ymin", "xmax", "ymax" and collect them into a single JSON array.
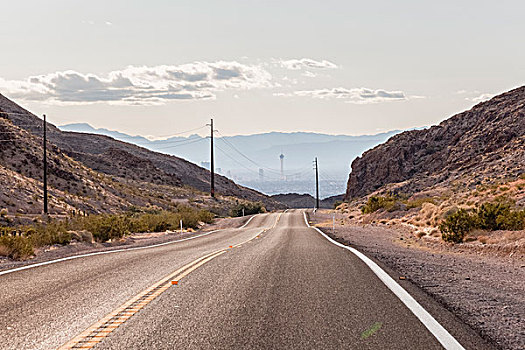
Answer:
[{"xmin": 310, "ymin": 209, "xmax": 525, "ymax": 350}]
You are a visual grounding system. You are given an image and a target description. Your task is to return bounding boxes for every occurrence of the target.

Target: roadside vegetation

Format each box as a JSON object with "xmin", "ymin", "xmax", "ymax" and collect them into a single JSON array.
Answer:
[
  {"xmin": 361, "ymin": 193, "xmax": 435, "ymax": 214},
  {"xmin": 229, "ymin": 201, "xmax": 266, "ymax": 217},
  {"xmin": 358, "ymin": 188, "xmax": 524, "ymax": 244},
  {"xmin": 440, "ymin": 201, "xmax": 525, "ymax": 243},
  {"xmin": 0, "ymin": 205, "xmax": 214, "ymax": 260}
]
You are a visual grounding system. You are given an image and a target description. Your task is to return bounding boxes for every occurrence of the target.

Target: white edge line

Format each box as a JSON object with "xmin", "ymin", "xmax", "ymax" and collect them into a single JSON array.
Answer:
[
  {"xmin": 0, "ymin": 214, "xmax": 261, "ymax": 277},
  {"xmin": 239, "ymin": 214, "xmax": 256, "ymax": 229},
  {"xmin": 303, "ymin": 211, "xmax": 465, "ymax": 350}
]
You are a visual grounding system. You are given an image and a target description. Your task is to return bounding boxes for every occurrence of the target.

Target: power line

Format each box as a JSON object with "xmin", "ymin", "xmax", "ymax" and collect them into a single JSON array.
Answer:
[
  {"xmin": 318, "ymin": 171, "xmax": 342, "ymax": 183},
  {"xmin": 215, "ymin": 143, "xmax": 283, "ymax": 181},
  {"xmin": 150, "ymin": 125, "xmax": 207, "ymax": 138},
  {"xmin": 215, "ymin": 129, "xmax": 312, "ymax": 177},
  {"xmin": 151, "ymin": 137, "xmax": 208, "ymax": 150},
  {"xmin": 215, "ymin": 130, "xmax": 278, "ymax": 173},
  {"xmin": 145, "ymin": 136, "xmax": 206, "ymax": 146}
]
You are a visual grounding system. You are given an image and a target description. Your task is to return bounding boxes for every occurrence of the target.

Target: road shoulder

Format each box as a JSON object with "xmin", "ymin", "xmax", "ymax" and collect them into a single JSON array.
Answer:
[{"xmin": 308, "ymin": 210, "xmax": 522, "ymax": 350}]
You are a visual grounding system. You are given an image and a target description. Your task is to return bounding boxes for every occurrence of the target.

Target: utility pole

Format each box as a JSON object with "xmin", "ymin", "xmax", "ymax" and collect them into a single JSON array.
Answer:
[
  {"xmin": 210, "ymin": 118, "xmax": 215, "ymax": 198},
  {"xmin": 43, "ymin": 114, "xmax": 48, "ymax": 215},
  {"xmin": 314, "ymin": 157, "xmax": 319, "ymax": 210}
]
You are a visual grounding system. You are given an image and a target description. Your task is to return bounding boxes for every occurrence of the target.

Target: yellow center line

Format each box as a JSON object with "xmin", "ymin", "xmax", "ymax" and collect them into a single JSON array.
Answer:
[
  {"xmin": 57, "ymin": 212, "xmax": 283, "ymax": 350},
  {"xmin": 170, "ymin": 250, "xmax": 227, "ymax": 284}
]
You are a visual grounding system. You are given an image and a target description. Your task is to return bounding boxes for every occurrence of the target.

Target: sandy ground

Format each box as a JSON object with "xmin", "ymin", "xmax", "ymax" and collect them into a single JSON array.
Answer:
[
  {"xmin": 309, "ymin": 210, "xmax": 525, "ymax": 350},
  {"xmin": 0, "ymin": 215, "xmax": 251, "ymax": 272}
]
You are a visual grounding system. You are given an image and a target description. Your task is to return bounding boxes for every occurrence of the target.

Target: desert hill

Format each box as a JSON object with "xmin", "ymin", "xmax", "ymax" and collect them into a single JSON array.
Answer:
[
  {"xmin": 0, "ymin": 94, "xmax": 282, "ymax": 216},
  {"xmin": 345, "ymin": 86, "xmax": 525, "ymax": 200}
]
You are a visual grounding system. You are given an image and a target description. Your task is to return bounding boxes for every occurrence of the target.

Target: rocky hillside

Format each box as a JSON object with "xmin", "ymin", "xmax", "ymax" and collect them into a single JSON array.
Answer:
[
  {"xmin": 0, "ymin": 94, "xmax": 283, "ymax": 216},
  {"xmin": 346, "ymin": 86, "xmax": 525, "ymax": 200}
]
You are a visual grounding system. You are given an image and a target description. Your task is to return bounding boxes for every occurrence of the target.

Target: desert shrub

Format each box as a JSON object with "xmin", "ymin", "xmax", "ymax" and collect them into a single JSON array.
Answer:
[
  {"xmin": 230, "ymin": 201, "xmax": 266, "ymax": 217},
  {"xmin": 406, "ymin": 197, "xmax": 436, "ymax": 209},
  {"xmin": 78, "ymin": 215, "xmax": 130, "ymax": 242},
  {"xmin": 477, "ymin": 202, "xmax": 511, "ymax": 231},
  {"xmin": 197, "ymin": 209, "xmax": 214, "ymax": 224},
  {"xmin": 176, "ymin": 205, "xmax": 214, "ymax": 228},
  {"xmin": 361, "ymin": 195, "xmax": 398, "ymax": 213},
  {"xmin": 0, "ymin": 235, "xmax": 34, "ymax": 260},
  {"xmin": 0, "ymin": 226, "xmax": 13, "ymax": 236},
  {"xmin": 496, "ymin": 209, "xmax": 525, "ymax": 230},
  {"xmin": 73, "ymin": 206, "xmax": 214, "ymax": 240},
  {"xmin": 29, "ymin": 221, "xmax": 71, "ymax": 246},
  {"xmin": 439, "ymin": 201, "xmax": 525, "ymax": 243},
  {"xmin": 0, "ymin": 206, "xmax": 215, "ymax": 258},
  {"xmin": 132, "ymin": 212, "xmax": 174, "ymax": 232},
  {"xmin": 439, "ymin": 209, "xmax": 478, "ymax": 243}
]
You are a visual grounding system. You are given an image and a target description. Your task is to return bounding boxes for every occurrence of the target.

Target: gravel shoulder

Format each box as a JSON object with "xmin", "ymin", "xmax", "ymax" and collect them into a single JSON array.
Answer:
[
  {"xmin": 0, "ymin": 215, "xmax": 251, "ymax": 272},
  {"xmin": 309, "ymin": 210, "xmax": 525, "ymax": 350}
]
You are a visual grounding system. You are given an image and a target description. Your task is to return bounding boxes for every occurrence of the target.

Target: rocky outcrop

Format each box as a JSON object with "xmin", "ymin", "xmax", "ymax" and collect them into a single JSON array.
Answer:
[{"xmin": 345, "ymin": 86, "xmax": 525, "ymax": 199}]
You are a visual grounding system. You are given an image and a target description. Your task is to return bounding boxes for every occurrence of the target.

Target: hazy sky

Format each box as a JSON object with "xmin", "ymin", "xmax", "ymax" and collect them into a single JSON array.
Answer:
[{"xmin": 1, "ymin": 0, "xmax": 524, "ymax": 137}]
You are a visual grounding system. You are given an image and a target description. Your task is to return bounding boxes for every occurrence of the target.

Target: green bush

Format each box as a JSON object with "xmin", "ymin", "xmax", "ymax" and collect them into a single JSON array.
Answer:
[
  {"xmin": 439, "ymin": 202, "xmax": 525, "ymax": 243},
  {"xmin": 0, "ymin": 235, "xmax": 34, "ymax": 260},
  {"xmin": 79, "ymin": 215, "xmax": 130, "ymax": 242},
  {"xmin": 496, "ymin": 209, "xmax": 525, "ymax": 230},
  {"xmin": 361, "ymin": 195, "xmax": 398, "ymax": 214},
  {"xmin": 439, "ymin": 209, "xmax": 477, "ymax": 243},
  {"xmin": 72, "ymin": 206, "xmax": 215, "ymax": 241},
  {"xmin": 406, "ymin": 197, "xmax": 436, "ymax": 209},
  {"xmin": 29, "ymin": 221, "xmax": 71, "ymax": 246},
  {"xmin": 477, "ymin": 202, "xmax": 511, "ymax": 231},
  {"xmin": 230, "ymin": 201, "xmax": 266, "ymax": 217},
  {"xmin": 0, "ymin": 206, "xmax": 216, "ymax": 259}
]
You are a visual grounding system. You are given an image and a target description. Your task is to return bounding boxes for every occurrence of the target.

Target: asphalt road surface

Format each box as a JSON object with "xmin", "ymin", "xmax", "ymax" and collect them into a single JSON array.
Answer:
[{"xmin": 0, "ymin": 210, "xmax": 494, "ymax": 349}]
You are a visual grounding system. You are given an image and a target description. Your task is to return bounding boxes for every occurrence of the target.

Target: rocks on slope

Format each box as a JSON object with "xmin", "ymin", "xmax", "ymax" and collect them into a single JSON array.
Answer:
[{"xmin": 346, "ymin": 86, "xmax": 525, "ymax": 199}]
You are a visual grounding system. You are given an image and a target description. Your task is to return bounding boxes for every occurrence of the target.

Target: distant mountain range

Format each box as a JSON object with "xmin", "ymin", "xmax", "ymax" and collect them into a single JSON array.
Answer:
[{"xmin": 60, "ymin": 123, "xmax": 401, "ymax": 197}]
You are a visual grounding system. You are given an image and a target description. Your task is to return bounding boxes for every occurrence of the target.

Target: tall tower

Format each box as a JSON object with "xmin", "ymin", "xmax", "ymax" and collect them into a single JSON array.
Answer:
[{"xmin": 280, "ymin": 152, "xmax": 285, "ymax": 180}]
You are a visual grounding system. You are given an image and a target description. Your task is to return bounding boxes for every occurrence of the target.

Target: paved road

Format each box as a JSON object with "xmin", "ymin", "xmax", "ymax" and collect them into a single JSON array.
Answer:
[{"xmin": 0, "ymin": 210, "xmax": 494, "ymax": 349}]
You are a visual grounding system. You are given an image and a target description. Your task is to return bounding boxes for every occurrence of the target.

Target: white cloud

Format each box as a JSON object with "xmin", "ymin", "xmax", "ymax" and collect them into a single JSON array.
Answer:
[
  {"xmin": 278, "ymin": 58, "xmax": 338, "ymax": 70},
  {"xmin": 0, "ymin": 61, "xmax": 273, "ymax": 105},
  {"xmin": 302, "ymin": 71, "xmax": 317, "ymax": 78},
  {"xmin": 105, "ymin": 21, "xmax": 113, "ymax": 26},
  {"xmin": 274, "ymin": 87, "xmax": 407, "ymax": 104},
  {"xmin": 466, "ymin": 93, "xmax": 494, "ymax": 103}
]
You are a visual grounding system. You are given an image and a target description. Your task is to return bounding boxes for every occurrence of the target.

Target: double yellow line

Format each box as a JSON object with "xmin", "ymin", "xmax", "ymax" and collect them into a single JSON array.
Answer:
[{"xmin": 58, "ymin": 212, "xmax": 282, "ymax": 349}]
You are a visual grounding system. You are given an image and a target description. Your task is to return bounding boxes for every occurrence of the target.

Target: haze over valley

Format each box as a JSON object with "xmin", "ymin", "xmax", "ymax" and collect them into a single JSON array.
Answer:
[{"xmin": 60, "ymin": 123, "xmax": 400, "ymax": 197}]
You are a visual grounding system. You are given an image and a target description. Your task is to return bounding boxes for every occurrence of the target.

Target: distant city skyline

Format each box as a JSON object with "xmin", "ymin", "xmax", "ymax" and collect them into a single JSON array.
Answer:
[{"xmin": 1, "ymin": 0, "xmax": 524, "ymax": 137}]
